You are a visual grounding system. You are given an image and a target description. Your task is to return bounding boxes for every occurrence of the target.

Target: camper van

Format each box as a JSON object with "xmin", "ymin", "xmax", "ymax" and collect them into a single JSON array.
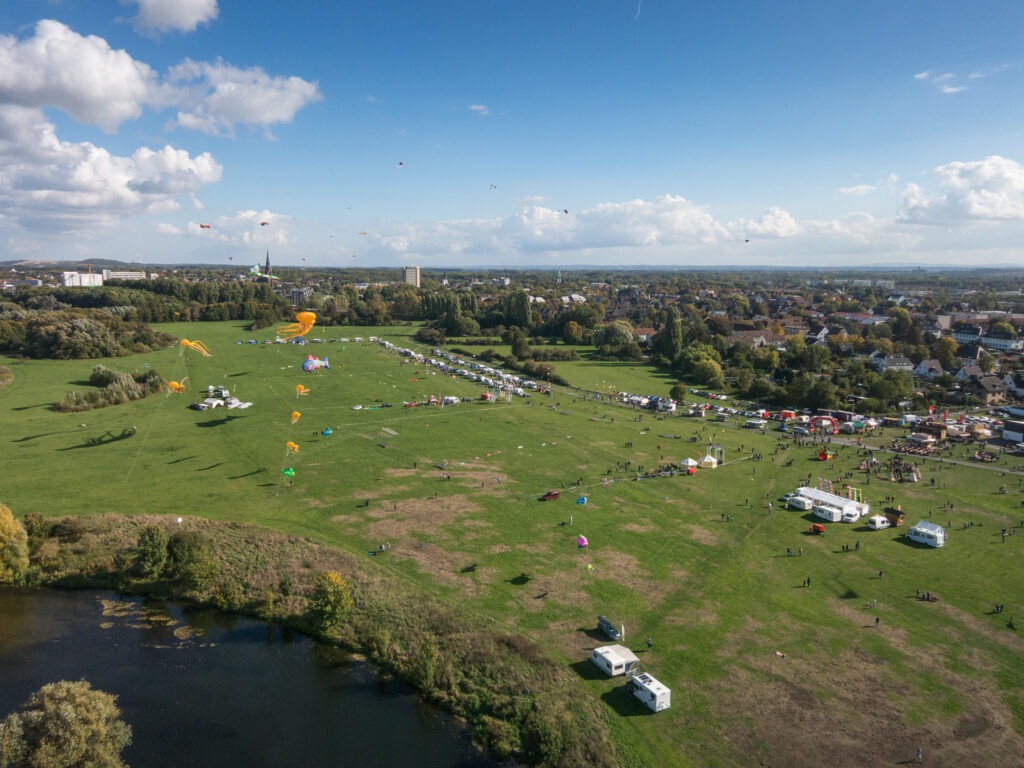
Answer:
[
  {"xmin": 590, "ymin": 645, "xmax": 640, "ymax": 677},
  {"xmin": 867, "ymin": 515, "xmax": 891, "ymax": 530},
  {"xmin": 813, "ymin": 506, "xmax": 842, "ymax": 523},
  {"xmin": 841, "ymin": 509, "xmax": 862, "ymax": 523},
  {"xmin": 626, "ymin": 672, "xmax": 671, "ymax": 712},
  {"xmin": 788, "ymin": 496, "xmax": 813, "ymax": 511},
  {"xmin": 906, "ymin": 521, "xmax": 946, "ymax": 548}
]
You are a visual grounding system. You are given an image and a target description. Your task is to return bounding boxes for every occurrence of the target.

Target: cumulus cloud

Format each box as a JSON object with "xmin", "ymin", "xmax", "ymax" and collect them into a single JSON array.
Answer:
[
  {"xmin": 899, "ymin": 155, "xmax": 1024, "ymax": 223},
  {"xmin": 0, "ymin": 20, "xmax": 155, "ymax": 132},
  {"xmin": 0, "ymin": 104, "xmax": 221, "ymax": 233},
  {"xmin": 0, "ymin": 21, "xmax": 321, "ymax": 234},
  {"xmin": 469, "ymin": 104, "xmax": 491, "ymax": 116},
  {"xmin": 732, "ymin": 206, "xmax": 801, "ymax": 239},
  {"xmin": 164, "ymin": 59, "xmax": 322, "ymax": 137},
  {"xmin": 176, "ymin": 209, "xmax": 288, "ymax": 246},
  {"xmin": 130, "ymin": 0, "xmax": 219, "ymax": 34},
  {"xmin": 374, "ymin": 195, "xmax": 730, "ymax": 259}
]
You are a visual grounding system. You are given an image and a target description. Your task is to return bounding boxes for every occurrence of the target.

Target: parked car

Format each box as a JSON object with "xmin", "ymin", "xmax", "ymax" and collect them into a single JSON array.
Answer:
[{"xmin": 598, "ymin": 615, "xmax": 621, "ymax": 641}]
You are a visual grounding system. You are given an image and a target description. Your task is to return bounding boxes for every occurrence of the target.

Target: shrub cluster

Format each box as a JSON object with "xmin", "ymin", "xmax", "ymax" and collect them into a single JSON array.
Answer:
[{"xmin": 55, "ymin": 365, "xmax": 165, "ymax": 413}]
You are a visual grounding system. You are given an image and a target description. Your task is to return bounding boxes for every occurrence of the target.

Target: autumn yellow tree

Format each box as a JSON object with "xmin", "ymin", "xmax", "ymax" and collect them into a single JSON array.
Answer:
[
  {"xmin": 0, "ymin": 504, "xmax": 29, "ymax": 584},
  {"xmin": 308, "ymin": 571, "xmax": 354, "ymax": 639}
]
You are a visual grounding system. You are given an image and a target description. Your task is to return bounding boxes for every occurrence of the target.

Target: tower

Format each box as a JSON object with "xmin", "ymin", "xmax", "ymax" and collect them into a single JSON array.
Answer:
[{"xmin": 403, "ymin": 265, "xmax": 421, "ymax": 288}]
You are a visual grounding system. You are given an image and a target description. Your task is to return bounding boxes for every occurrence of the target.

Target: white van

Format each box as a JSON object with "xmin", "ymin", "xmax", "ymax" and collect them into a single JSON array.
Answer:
[
  {"xmin": 841, "ymin": 509, "xmax": 861, "ymax": 524},
  {"xmin": 788, "ymin": 497, "xmax": 813, "ymax": 511},
  {"xmin": 813, "ymin": 506, "xmax": 842, "ymax": 523},
  {"xmin": 867, "ymin": 515, "xmax": 891, "ymax": 530}
]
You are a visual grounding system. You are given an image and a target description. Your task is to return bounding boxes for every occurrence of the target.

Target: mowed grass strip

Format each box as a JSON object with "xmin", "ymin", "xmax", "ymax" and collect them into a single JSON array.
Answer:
[{"xmin": 2, "ymin": 320, "xmax": 1023, "ymax": 767}]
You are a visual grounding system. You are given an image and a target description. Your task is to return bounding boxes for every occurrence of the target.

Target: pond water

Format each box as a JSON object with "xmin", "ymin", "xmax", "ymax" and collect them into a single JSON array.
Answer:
[{"xmin": 0, "ymin": 587, "xmax": 495, "ymax": 767}]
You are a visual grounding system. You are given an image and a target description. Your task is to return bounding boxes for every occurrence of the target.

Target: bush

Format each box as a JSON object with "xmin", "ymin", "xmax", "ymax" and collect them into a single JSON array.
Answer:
[
  {"xmin": 134, "ymin": 525, "xmax": 168, "ymax": 578},
  {"xmin": 0, "ymin": 679, "xmax": 132, "ymax": 767},
  {"xmin": 166, "ymin": 531, "xmax": 218, "ymax": 593}
]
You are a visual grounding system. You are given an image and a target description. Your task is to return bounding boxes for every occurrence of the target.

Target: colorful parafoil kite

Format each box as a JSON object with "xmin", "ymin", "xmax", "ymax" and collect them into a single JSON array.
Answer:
[
  {"xmin": 278, "ymin": 311, "xmax": 317, "ymax": 340},
  {"xmin": 295, "ymin": 384, "xmax": 311, "ymax": 397},
  {"xmin": 290, "ymin": 411, "xmax": 302, "ymax": 425},
  {"xmin": 286, "ymin": 441, "xmax": 300, "ymax": 453},
  {"xmin": 168, "ymin": 378, "xmax": 188, "ymax": 394},
  {"xmin": 179, "ymin": 339, "xmax": 213, "ymax": 357},
  {"xmin": 282, "ymin": 467, "xmax": 295, "ymax": 477},
  {"xmin": 576, "ymin": 496, "xmax": 588, "ymax": 505},
  {"xmin": 576, "ymin": 535, "xmax": 589, "ymax": 548},
  {"xmin": 322, "ymin": 427, "xmax": 333, "ymax": 437}
]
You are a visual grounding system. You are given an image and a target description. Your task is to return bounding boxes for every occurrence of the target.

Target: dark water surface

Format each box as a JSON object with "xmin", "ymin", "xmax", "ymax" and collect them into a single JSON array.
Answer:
[{"xmin": 0, "ymin": 587, "xmax": 495, "ymax": 767}]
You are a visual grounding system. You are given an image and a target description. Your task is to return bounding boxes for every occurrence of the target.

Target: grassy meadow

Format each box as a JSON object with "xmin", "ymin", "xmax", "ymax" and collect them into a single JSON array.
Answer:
[{"xmin": 2, "ymin": 320, "xmax": 1024, "ymax": 767}]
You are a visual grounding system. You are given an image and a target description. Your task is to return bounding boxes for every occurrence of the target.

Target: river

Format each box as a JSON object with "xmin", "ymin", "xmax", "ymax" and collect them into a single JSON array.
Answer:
[{"xmin": 0, "ymin": 587, "xmax": 495, "ymax": 767}]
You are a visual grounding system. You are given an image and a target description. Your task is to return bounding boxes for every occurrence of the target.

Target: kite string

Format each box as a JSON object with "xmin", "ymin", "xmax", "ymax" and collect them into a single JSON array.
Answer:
[
  {"xmin": 123, "ymin": 346, "xmax": 189, "ymax": 483},
  {"xmin": 634, "ymin": 0, "xmax": 642, "ymax": 20}
]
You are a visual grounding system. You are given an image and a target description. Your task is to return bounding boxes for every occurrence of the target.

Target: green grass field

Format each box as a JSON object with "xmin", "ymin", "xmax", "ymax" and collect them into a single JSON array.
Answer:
[{"xmin": 3, "ymin": 321, "xmax": 1023, "ymax": 767}]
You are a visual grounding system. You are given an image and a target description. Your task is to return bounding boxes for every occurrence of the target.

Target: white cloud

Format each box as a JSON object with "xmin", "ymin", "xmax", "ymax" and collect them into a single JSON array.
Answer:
[
  {"xmin": 733, "ymin": 206, "xmax": 801, "ymax": 239},
  {"xmin": 165, "ymin": 59, "xmax": 322, "ymax": 137},
  {"xmin": 899, "ymin": 155, "xmax": 1024, "ymax": 223},
  {"xmin": 839, "ymin": 184, "xmax": 876, "ymax": 196},
  {"xmin": 913, "ymin": 70, "xmax": 932, "ymax": 81},
  {"xmin": 0, "ymin": 104, "xmax": 221, "ymax": 233},
  {"xmin": 940, "ymin": 85, "xmax": 966, "ymax": 94},
  {"xmin": 0, "ymin": 20, "xmax": 155, "ymax": 132},
  {"xmin": 469, "ymin": 104, "xmax": 491, "ymax": 116},
  {"xmin": 374, "ymin": 195, "xmax": 730, "ymax": 259},
  {"xmin": 130, "ymin": 0, "xmax": 219, "ymax": 34}
]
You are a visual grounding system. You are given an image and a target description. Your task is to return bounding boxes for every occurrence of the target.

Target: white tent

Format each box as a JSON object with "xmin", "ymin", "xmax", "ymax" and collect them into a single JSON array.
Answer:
[
  {"xmin": 680, "ymin": 457, "xmax": 699, "ymax": 468},
  {"xmin": 699, "ymin": 454, "xmax": 718, "ymax": 469}
]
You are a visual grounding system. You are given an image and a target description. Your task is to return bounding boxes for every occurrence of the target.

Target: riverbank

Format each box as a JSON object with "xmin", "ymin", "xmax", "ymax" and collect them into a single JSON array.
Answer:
[{"xmin": 18, "ymin": 513, "xmax": 616, "ymax": 768}]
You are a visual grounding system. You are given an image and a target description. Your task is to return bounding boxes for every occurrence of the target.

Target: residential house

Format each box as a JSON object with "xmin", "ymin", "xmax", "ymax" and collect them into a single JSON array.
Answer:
[
  {"xmin": 1003, "ymin": 371, "xmax": 1024, "ymax": 399},
  {"xmin": 875, "ymin": 356, "xmax": 914, "ymax": 374},
  {"xmin": 912, "ymin": 359, "xmax": 944, "ymax": 379},
  {"xmin": 963, "ymin": 375, "xmax": 1007, "ymax": 405}
]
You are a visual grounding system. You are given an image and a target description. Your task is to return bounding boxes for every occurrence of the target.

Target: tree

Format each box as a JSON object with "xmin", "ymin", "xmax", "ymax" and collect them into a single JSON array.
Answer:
[
  {"xmin": 134, "ymin": 525, "xmax": 168, "ymax": 578},
  {"xmin": 166, "ymin": 531, "xmax": 218, "ymax": 593},
  {"xmin": 562, "ymin": 320, "xmax": 585, "ymax": 346},
  {"xmin": 693, "ymin": 358, "xmax": 725, "ymax": 389},
  {"xmin": 308, "ymin": 571, "xmax": 354, "ymax": 639},
  {"xmin": 651, "ymin": 307, "xmax": 683, "ymax": 363},
  {"xmin": 934, "ymin": 336, "xmax": 958, "ymax": 371},
  {"xmin": 0, "ymin": 504, "xmax": 29, "ymax": 584},
  {"xmin": 0, "ymin": 680, "xmax": 132, "ymax": 768}
]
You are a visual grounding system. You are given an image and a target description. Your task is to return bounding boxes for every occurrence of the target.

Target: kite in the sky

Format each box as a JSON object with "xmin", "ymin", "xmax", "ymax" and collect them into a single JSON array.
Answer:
[
  {"xmin": 290, "ymin": 411, "xmax": 302, "ymax": 425},
  {"xmin": 282, "ymin": 467, "xmax": 295, "ymax": 477},
  {"xmin": 168, "ymin": 378, "xmax": 188, "ymax": 394},
  {"xmin": 179, "ymin": 339, "xmax": 213, "ymax": 357},
  {"xmin": 278, "ymin": 311, "xmax": 317, "ymax": 340},
  {"xmin": 286, "ymin": 441, "xmax": 300, "ymax": 453},
  {"xmin": 199, "ymin": 224, "xmax": 212, "ymax": 229},
  {"xmin": 295, "ymin": 384, "xmax": 311, "ymax": 397},
  {"xmin": 576, "ymin": 535, "xmax": 589, "ymax": 548},
  {"xmin": 260, "ymin": 221, "xmax": 269, "ymax": 226}
]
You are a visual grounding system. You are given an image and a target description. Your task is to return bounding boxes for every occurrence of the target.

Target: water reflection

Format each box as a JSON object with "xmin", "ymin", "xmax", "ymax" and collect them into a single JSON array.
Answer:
[{"xmin": 0, "ymin": 588, "xmax": 493, "ymax": 768}]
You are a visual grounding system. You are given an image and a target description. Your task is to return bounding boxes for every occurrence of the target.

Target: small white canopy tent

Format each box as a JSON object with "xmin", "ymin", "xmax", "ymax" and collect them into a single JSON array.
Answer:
[
  {"xmin": 699, "ymin": 454, "xmax": 718, "ymax": 469},
  {"xmin": 680, "ymin": 457, "xmax": 699, "ymax": 468}
]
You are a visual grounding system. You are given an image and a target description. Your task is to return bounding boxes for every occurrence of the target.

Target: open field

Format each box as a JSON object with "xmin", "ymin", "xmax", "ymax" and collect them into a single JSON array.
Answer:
[{"xmin": 3, "ymin": 321, "xmax": 1024, "ymax": 767}]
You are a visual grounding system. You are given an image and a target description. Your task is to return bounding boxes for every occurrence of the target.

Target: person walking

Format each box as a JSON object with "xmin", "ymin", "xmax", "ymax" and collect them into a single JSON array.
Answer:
[
  {"xmin": 916, "ymin": 746, "xmax": 923, "ymax": 763},
  {"xmin": 875, "ymin": 616, "xmax": 880, "ymax": 628}
]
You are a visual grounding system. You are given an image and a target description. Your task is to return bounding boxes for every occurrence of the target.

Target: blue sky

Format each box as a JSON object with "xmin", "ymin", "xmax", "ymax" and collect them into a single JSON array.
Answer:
[{"xmin": 1, "ymin": 0, "xmax": 1023, "ymax": 269}]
